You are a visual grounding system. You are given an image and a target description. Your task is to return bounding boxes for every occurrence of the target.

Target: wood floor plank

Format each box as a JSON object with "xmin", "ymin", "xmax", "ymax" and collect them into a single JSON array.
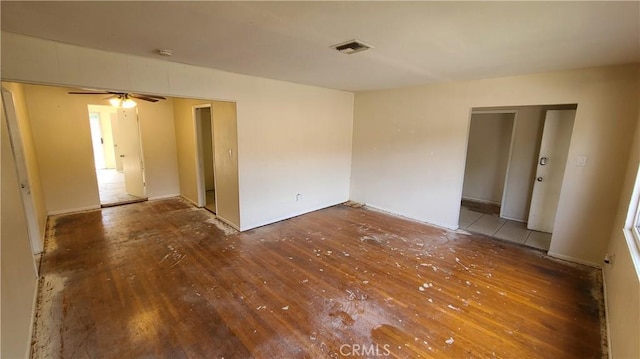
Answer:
[{"xmin": 31, "ymin": 198, "xmax": 604, "ymax": 358}]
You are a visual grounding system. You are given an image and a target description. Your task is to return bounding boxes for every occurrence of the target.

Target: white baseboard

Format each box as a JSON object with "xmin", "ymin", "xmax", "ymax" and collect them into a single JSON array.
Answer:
[
  {"xmin": 47, "ymin": 205, "xmax": 101, "ymax": 216},
  {"xmin": 500, "ymin": 215, "xmax": 527, "ymax": 223},
  {"xmin": 547, "ymin": 251, "xmax": 601, "ymax": 268},
  {"xmin": 461, "ymin": 196, "xmax": 501, "ymax": 206},
  {"xmin": 364, "ymin": 203, "xmax": 459, "ymax": 231},
  {"xmin": 148, "ymin": 193, "xmax": 180, "ymax": 201},
  {"xmin": 240, "ymin": 201, "xmax": 345, "ymax": 231},
  {"xmin": 180, "ymin": 195, "xmax": 199, "ymax": 207},
  {"xmin": 216, "ymin": 215, "xmax": 240, "ymax": 231}
]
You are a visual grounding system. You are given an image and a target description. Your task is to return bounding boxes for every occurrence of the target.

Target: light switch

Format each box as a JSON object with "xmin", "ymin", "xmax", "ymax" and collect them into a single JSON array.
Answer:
[{"xmin": 577, "ymin": 155, "xmax": 588, "ymax": 167}]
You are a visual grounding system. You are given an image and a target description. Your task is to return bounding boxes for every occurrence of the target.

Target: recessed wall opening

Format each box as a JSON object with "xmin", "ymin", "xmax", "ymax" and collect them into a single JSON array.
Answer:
[{"xmin": 459, "ymin": 104, "xmax": 577, "ymax": 251}]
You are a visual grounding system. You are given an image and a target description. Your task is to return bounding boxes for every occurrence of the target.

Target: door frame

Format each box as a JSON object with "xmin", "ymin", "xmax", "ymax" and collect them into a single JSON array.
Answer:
[
  {"xmin": 466, "ymin": 109, "xmax": 518, "ymax": 218},
  {"xmin": 193, "ymin": 104, "xmax": 217, "ymax": 212},
  {"xmin": 1, "ymin": 87, "xmax": 43, "ymax": 258}
]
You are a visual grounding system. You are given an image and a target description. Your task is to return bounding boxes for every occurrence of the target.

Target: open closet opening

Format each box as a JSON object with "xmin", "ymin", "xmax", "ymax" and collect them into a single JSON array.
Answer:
[
  {"xmin": 459, "ymin": 105, "xmax": 577, "ymax": 251},
  {"xmin": 194, "ymin": 105, "xmax": 216, "ymax": 214}
]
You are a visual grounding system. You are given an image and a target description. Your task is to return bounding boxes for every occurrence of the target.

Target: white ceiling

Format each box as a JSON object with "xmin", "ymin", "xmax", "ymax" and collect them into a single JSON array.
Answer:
[{"xmin": 1, "ymin": 1, "xmax": 639, "ymax": 92}]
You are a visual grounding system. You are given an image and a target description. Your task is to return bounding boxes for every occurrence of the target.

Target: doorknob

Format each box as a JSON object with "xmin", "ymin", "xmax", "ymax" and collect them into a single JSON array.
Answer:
[
  {"xmin": 539, "ymin": 157, "xmax": 548, "ymax": 166},
  {"xmin": 537, "ymin": 177, "xmax": 543, "ymax": 182}
]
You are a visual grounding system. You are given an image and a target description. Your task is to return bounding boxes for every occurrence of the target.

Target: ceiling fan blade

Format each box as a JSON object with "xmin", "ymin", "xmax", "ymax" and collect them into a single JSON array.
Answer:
[
  {"xmin": 131, "ymin": 93, "xmax": 166, "ymax": 100},
  {"xmin": 69, "ymin": 91, "xmax": 164, "ymax": 103},
  {"xmin": 129, "ymin": 94, "xmax": 160, "ymax": 102},
  {"xmin": 68, "ymin": 91, "xmax": 111, "ymax": 95}
]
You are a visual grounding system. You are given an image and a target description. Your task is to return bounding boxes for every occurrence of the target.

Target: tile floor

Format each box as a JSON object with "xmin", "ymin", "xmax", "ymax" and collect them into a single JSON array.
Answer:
[
  {"xmin": 459, "ymin": 207, "xmax": 552, "ymax": 250},
  {"xmin": 96, "ymin": 169, "xmax": 144, "ymax": 206}
]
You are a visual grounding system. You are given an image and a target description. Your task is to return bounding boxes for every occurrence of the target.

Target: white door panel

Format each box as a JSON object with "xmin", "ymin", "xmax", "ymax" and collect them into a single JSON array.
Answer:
[
  {"xmin": 527, "ymin": 110, "xmax": 575, "ymax": 233},
  {"xmin": 118, "ymin": 108, "xmax": 146, "ymax": 198}
]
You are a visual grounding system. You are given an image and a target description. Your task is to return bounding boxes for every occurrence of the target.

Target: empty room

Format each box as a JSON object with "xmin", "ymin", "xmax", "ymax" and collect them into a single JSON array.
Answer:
[{"xmin": 1, "ymin": 2, "xmax": 639, "ymax": 358}]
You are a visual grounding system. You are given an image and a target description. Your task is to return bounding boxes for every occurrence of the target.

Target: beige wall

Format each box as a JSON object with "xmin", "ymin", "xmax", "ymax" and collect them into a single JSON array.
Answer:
[
  {"xmin": 173, "ymin": 98, "xmax": 240, "ymax": 227},
  {"xmin": 1, "ymin": 94, "xmax": 38, "ymax": 358},
  {"xmin": 21, "ymin": 84, "xmax": 102, "ymax": 213},
  {"xmin": 462, "ymin": 113, "xmax": 513, "ymax": 204},
  {"xmin": 352, "ymin": 64, "xmax": 639, "ymax": 266},
  {"xmin": 1, "ymin": 82, "xmax": 47, "ymax": 250},
  {"xmin": 603, "ymin": 108, "xmax": 640, "ymax": 359},
  {"xmin": 0, "ymin": 33, "xmax": 354, "ymax": 230}
]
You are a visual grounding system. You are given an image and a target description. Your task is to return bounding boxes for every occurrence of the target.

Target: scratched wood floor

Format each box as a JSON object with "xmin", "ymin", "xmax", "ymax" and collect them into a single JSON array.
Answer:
[{"xmin": 32, "ymin": 198, "xmax": 604, "ymax": 358}]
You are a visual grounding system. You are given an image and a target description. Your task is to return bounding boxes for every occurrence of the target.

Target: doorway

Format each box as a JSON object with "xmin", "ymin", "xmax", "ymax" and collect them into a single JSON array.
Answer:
[
  {"xmin": 194, "ymin": 105, "xmax": 216, "ymax": 213},
  {"xmin": 459, "ymin": 106, "xmax": 577, "ymax": 251},
  {"xmin": 88, "ymin": 105, "xmax": 146, "ymax": 206},
  {"xmin": 461, "ymin": 111, "xmax": 516, "ymax": 214}
]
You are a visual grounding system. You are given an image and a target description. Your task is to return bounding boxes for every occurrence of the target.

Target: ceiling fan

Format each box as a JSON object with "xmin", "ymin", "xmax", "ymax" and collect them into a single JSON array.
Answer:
[{"xmin": 68, "ymin": 90, "xmax": 166, "ymax": 108}]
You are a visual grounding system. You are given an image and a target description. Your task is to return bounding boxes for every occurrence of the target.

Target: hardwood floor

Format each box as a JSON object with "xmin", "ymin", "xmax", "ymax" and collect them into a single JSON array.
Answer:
[{"xmin": 32, "ymin": 198, "xmax": 604, "ymax": 358}]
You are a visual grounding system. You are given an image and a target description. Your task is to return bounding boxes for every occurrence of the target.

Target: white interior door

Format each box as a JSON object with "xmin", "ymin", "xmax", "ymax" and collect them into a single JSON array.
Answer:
[
  {"xmin": 527, "ymin": 110, "xmax": 576, "ymax": 233},
  {"xmin": 1, "ymin": 88, "xmax": 43, "ymax": 256},
  {"xmin": 111, "ymin": 112, "xmax": 124, "ymax": 172},
  {"xmin": 117, "ymin": 108, "xmax": 146, "ymax": 198}
]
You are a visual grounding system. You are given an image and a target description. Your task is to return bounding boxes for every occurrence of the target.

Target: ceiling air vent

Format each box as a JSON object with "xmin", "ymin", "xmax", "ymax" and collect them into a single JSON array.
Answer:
[{"xmin": 331, "ymin": 39, "xmax": 373, "ymax": 55}]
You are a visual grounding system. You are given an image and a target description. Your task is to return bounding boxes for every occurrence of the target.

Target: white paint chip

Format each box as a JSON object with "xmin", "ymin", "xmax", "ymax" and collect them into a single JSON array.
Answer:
[{"xmin": 447, "ymin": 304, "xmax": 460, "ymax": 311}]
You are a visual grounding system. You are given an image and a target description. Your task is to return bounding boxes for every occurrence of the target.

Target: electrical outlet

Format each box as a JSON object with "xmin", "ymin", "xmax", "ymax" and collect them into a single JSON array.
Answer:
[
  {"xmin": 296, "ymin": 193, "xmax": 303, "ymax": 202},
  {"xmin": 577, "ymin": 155, "xmax": 588, "ymax": 167}
]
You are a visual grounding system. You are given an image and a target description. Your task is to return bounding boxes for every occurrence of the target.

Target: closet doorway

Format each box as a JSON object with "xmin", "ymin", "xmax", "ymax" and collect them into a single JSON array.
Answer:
[
  {"xmin": 459, "ymin": 106, "xmax": 576, "ymax": 251},
  {"xmin": 194, "ymin": 105, "xmax": 217, "ymax": 213}
]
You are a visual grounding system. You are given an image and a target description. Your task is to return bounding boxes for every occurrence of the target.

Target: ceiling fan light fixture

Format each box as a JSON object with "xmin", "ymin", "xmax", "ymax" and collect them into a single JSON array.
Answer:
[
  {"xmin": 109, "ymin": 97, "xmax": 122, "ymax": 107},
  {"xmin": 121, "ymin": 99, "xmax": 137, "ymax": 108},
  {"xmin": 109, "ymin": 96, "xmax": 137, "ymax": 108}
]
